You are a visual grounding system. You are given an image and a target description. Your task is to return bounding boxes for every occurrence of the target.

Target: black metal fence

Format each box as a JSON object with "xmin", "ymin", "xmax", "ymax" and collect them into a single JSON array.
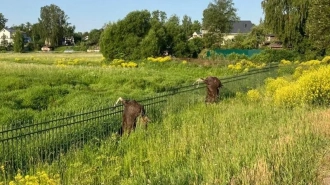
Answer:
[{"xmin": 0, "ymin": 63, "xmax": 279, "ymax": 181}]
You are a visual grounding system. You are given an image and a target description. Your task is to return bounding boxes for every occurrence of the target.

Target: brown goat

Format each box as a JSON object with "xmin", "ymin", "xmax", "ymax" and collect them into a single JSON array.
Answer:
[
  {"xmin": 194, "ymin": 76, "xmax": 223, "ymax": 103},
  {"xmin": 114, "ymin": 97, "xmax": 150, "ymax": 135}
]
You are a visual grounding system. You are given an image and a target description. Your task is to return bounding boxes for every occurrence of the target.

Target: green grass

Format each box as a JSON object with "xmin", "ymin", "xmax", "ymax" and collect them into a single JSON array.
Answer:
[
  {"xmin": 2, "ymin": 53, "xmax": 329, "ymax": 184},
  {"xmin": 23, "ymin": 94, "xmax": 329, "ymax": 185},
  {"xmin": 0, "ymin": 53, "xmax": 236, "ymax": 125}
]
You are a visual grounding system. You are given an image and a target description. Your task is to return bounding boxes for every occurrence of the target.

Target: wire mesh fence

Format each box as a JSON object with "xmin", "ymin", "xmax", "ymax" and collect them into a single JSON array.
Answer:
[{"xmin": 0, "ymin": 63, "xmax": 279, "ymax": 181}]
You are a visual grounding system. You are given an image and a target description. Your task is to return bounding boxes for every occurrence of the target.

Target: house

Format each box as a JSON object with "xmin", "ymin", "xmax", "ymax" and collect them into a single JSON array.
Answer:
[
  {"xmin": 0, "ymin": 27, "xmax": 31, "ymax": 46},
  {"xmin": 261, "ymin": 34, "xmax": 284, "ymax": 49},
  {"xmin": 188, "ymin": 31, "xmax": 203, "ymax": 40},
  {"xmin": 188, "ymin": 21, "xmax": 254, "ymax": 44},
  {"xmin": 0, "ymin": 28, "xmax": 15, "ymax": 46},
  {"xmin": 222, "ymin": 20, "xmax": 254, "ymax": 44},
  {"xmin": 62, "ymin": 36, "xmax": 75, "ymax": 46}
]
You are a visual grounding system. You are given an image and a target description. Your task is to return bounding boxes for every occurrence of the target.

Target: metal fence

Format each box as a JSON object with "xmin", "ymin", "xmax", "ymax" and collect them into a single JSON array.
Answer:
[{"xmin": 0, "ymin": 63, "xmax": 279, "ymax": 181}]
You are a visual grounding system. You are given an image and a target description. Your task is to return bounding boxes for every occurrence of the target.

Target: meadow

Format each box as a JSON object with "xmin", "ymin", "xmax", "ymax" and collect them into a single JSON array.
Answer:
[
  {"xmin": 0, "ymin": 52, "xmax": 234, "ymax": 126},
  {"xmin": 1, "ymin": 52, "xmax": 330, "ymax": 184}
]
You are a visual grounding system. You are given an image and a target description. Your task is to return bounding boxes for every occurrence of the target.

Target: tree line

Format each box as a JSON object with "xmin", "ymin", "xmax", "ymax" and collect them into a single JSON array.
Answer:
[{"xmin": 1, "ymin": 0, "xmax": 329, "ymax": 59}]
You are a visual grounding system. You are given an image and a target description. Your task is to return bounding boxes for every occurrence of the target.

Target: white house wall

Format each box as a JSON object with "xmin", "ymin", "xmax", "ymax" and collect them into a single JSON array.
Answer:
[{"xmin": 0, "ymin": 29, "xmax": 14, "ymax": 44}]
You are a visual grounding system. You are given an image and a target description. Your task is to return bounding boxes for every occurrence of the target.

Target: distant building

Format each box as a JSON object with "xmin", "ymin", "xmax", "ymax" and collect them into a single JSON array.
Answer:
[
  {"xmin": 62, "ymin": 36, "xmax": 75, "ymax": 46},
  {"xmin": 222, "ymin": 20, "xmax": 254, "ymax": 44},
  {"xmin": 188, "ymin": 21, "xmax": 254, "ymax": 44},
  {"xmin": 188, "ymin": 31, "xmax": 203, "ymax": 40},
  {"xmin": 261, "ymin": 34, "xmax": 284, "ymax": 49},
  {"xmin": 0, "ymin": 27, "xmax": 31, "ymax": 46}
]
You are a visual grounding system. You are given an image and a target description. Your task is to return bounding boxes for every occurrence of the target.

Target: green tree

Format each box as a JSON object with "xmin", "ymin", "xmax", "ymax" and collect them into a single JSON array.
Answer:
[
  {"xmin": 87, "ymin": 29, "xmax": 102, "ymax": 46},
  {"xmin": 191, "ymin": 20, "xmax": 202, "ymax": 34},
  {"xmin": 13, "ymin": 30, "xmax": 24, "ymax": 52},
  {"xmin": 150, "ymin": 10, "xmax": 167, "ymax": 55},
  {"xmin": 30, "ymin": 23, "xmax": 43, "ymax": 50},
  {"xmin": 202, "ymin": 0, "xmax": 239, "ymax": 48},
  {"xmin": 38, "ymin": 4, "xmax": 69, "ymax": 47},
  {"xmin": 261, "ymin": 0, "xmax": 309, "ymax": 52},
  {"xmin": 165, "ymin": 15, "xmax": 187, "ymax": 56},
  {"xmin": 306, "ymin": 0, "xmax": 330, "ymax": 55},
  {"xmin": 100, "ymin": 22, "xmax": 120, "ymax": 60},
  {"xmin": 188, "ymin": 37, "xmax": 204, "ymax": 58},
  {"xmin": 140, "ymin": 29, "xmax": 159, "ymax": 58},
  {"xmin": 0, "ymin": 13, "xmax": 7, "ymax": 30},
  {"xmin": 182, "ymin": 15, "xmax": 192, "ymax": 39}
]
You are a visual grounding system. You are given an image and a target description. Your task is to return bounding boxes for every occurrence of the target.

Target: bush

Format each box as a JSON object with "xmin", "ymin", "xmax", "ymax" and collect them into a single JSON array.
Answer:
[
  {"xmin": 7, "ymin": 170, "xmax": 60, "ymax": 185},
  {"xmin": 226, "ymin": 53, "xmax": 249, "ymax": 61},
  {"xmin": 268, "ymin": 65, "xmax": 330, "ymax": 107},
  {"xmin": 250, "ymin": 49, "xmax": 300, "ymax": 63}
]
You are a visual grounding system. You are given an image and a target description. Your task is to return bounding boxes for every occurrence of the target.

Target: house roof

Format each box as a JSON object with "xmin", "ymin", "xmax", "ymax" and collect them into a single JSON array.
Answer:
[
  {"xmin": 230, "ymin": 21, "xmax": 254, "ymax": 34},
  {"xmin": 1, "ymin": 27, "xmax": 15, "ymax": 33}
]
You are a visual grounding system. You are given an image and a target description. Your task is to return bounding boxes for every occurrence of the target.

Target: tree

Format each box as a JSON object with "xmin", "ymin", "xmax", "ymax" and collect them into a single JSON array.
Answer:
[
  {"xmin": 150, "ymin": 10, "xmax": 167, "ymax": 55},
  {"xmin": 165, "ymin": 15, "xmax": 185, "ymax": 56},
  {"xmin": 191, "ymin": 20, "xmax": 202, "ymax": 34},
  {"xmin": 188, "ymin": 37, "xmax": 204, "ymax": 58},
  {"xmin": 87, "ymin": 29, "xmax": 102, "ymax": 46},
  {"xmin": 202, "ymin": 0, "xmax": 239, "ymax": 48},
  {"xmin": 100, "ymin": 10, "xmax": 152, "ymax": 60},
  {"xmin": 13, "ymin": 30, "xmax": 24, "ymax": 52},
  {"xmin": 0, "ymin": 13, "xmax": 7, "ymax": 30},
  {"xmin": 261, "ymin": 0, "xmax": 309, "ymax": 52},
  {"xmin": 38, "ymin": 4, "xmax": 69, "ymax": 47},
  {"xmin": 140, "ymin": 29, "xmax": 159, "ymax": 58},
  {"xmin": 30, "ymin": 23, "xmax": 43, "ymax": 50},
  {"xmin": 306, "ymin": 0, "xmax": 330, "ymax": 55}
]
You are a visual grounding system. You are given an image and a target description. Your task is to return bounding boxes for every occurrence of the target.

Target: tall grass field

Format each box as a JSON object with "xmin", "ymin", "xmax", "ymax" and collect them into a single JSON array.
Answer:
[{"xmin": 1, "ymin": 53, "xmax": 330, "ymax": 184}]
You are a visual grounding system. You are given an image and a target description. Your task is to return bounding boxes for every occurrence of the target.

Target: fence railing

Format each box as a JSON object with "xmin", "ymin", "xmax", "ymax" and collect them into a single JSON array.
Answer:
[{"xmin": 0, "ymin": 63, "xmax": 279, "ymax": 180}]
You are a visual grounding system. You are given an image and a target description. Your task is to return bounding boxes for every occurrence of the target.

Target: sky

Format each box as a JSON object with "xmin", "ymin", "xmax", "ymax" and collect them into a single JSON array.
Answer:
[{"xmin": 1, "ymin": 0, "xmax": 264, "ymax": 33}]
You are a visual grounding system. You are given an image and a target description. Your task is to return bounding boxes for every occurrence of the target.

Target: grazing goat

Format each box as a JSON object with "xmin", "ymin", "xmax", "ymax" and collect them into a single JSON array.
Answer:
[
  {"xmin": 194, "ymin": 76, "xmax": 223, "ymax": 103},
  {"xmin": 114, "ymin": 97, "xmax": 150, "ymax": 135}
]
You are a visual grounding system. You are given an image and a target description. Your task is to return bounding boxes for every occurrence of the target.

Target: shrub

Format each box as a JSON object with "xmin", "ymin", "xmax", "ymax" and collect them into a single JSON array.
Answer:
[
  {"xmin": 265, "ymin": 77, "xmax": 290, "ymax": 97},
  {"xmin": 226, "ymin": 53, "xmax": 249, "ymax": 61},
  {"xmin": 269, "ymin": 65, "xmax": 330, "ymax": 107},
  {"xmin": 228, "ymin": 59, "xmax": 266, "ymax": 72},
  {"xmin": 247, "ymin": 89, "xmax": 261, "ymax": 102},
  {"xmin": 7, "ymin": 170, "xmax": 60, "ymax": 185},
  {"xmin": 147, "ymin": 56, "xmax": 172, "ymax": 62},
  {"xmin": 250, "ymin": 49, "xmax": 299, "ymax": 63}
]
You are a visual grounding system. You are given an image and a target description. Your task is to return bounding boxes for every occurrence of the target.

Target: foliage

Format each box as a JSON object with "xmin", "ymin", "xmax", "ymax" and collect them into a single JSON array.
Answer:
[
  {"xmin": 202, "ymin": 0, "xmax": 239, "ymax": 47},
  {"xmin": 261, "ymin": 0, "xmax": 309, "ymax": 50},
  {"xmin": 13, "ymin": 31, "xmax": 24, "ymax": 53},
  {"xmin": 0, "ymin": 52, "xmax": 231, "ymax": 124},
  {"xmin": 263, "ymin": 57, "xmax": 330, "ymax": 107},
  {"xmin": 147, "ymin": 56, "xmax": 172, "ymax": 63},
  {"xmin": 86, "ymin": 29, "xmax": 102, "ymax": 46},
  {"xmin": 7, "ymin": 170, "xmax": 60, "ymax": 185},
  {"xmin": 139, "ymin": 29, "xmax": 159, "ymax": 58},
  {"xmin": 187, "ymin": 37, "xmax": 204, "ymax": 58},
  {"xmin": 202, "ymin": 0, "xmax": 239, "ymax": 33},
  {"xmin": 0, "ymin": 13, "xmax": 7, "ymax": 30},
  {"xmin": 38, "ymin": 4, "xmax": 71, "ymax": 47},
  {"xmin": 100, "ymin": 9, "xmax": 203, "ymax": 60},
  {"xmin": 250, "ymin": 49, "xmax": 299, "ymax": 63},
  {"xmin": 228, "ymin": 59, "xmax": 266, "ymax": 72},
  {"xmin": 110, "ymin": 59, "xmax": 138, "ymax": 68},
  {"xmin": 306, "ymin": 0, "xmax": 330, "ymax": 55},
  {"xmin": 247, "ymin": 89, "xmax": 261, "ymax": 102},
  {"xmin": 18, "ymin": 95, "xmax": 327, "ymax": 184}
]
